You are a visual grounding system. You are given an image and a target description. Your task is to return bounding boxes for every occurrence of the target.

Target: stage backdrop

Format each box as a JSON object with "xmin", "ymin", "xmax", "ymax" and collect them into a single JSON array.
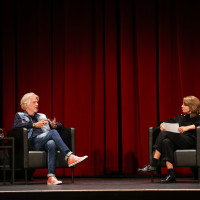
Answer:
[{"xmin": 1, "ymin": 0, "xmax": 200, "ymax": 177}]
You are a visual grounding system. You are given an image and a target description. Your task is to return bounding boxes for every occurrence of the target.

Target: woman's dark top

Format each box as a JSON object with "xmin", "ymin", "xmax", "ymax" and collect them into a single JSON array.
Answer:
[{"xmin": 160, "ymin": 114, "xmax": 200, "ymax": 137}]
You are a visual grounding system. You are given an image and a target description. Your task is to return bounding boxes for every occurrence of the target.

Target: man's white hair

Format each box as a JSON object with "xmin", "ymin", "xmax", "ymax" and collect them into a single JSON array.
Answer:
[{"xmin": 20, "ymin": 92, "xmax": 39, "ymax": 110}]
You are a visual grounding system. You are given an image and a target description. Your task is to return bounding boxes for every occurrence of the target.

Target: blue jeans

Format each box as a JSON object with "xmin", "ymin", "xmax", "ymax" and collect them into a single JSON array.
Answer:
[{"xmin": 31, "ymin": 129, "xmax": 71, "ymax": 176}]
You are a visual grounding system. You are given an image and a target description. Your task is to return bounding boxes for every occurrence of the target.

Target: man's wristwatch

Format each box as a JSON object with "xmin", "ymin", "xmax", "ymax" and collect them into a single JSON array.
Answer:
[{"xmin": 33, "ymin": 123, "xmax": 36, "ymax": 128}]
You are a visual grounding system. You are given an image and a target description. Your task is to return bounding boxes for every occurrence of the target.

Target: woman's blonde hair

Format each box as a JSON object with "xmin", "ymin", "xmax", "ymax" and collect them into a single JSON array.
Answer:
[
  {"xmin": 20, "ymin": 92, "xmax": 39, "ymax": 110},
  {"xmin": 183, "ymin": 96, "xmax": 200, "ymax": 117}
]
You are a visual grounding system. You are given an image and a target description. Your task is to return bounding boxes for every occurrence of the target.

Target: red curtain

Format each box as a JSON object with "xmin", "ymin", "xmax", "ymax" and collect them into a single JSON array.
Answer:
[{"xmin": 1, "ymin": 0, "xmax": 200, "ymax": 177}]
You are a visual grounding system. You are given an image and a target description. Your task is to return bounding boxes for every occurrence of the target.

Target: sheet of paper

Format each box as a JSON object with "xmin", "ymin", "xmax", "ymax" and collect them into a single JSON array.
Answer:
[{"xmin": 163, "ymin": 122, "xmax": 180, "ymax": 133}]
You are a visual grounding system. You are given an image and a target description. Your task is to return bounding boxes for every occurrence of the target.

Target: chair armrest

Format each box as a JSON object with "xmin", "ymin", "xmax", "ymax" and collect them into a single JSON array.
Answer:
[
  {"xmin": 7, "ymin": 128, "xmax": 29, "ymax": 168},
  {"xmin": 148, "ymin": 126, "xmax": 160, "ymax": 164},
  {"xmin": 58, "ymin": 127, "xmax": 76, "ymax": 155},
  {"xmin": 196, "ymin": 126, "xmax": 200, "ymax": 166}
]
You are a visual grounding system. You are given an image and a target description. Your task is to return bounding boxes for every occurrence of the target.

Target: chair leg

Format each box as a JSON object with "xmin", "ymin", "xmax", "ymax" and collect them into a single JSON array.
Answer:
[
  {"xmin": 151, "ymin": 167, "xmax": 161, "ymax": 183},
  {"xmin": 25, "ymin": 169, "xmax": 28, "ymax": 184},
  {"xmin": 63, "ymin": 168, "xmax": 65, "ymax": 177},
  {"xmin": 71, "ymin": 167, "xmax": 74, "ymax": 183},
  {"xmin": 198, "ymin": 168, "xmax": 200, "ymax": 183},
  {"xmin": 3, "ymin": 168, "xmax": 6, "ymax": 184},
  {"xmin": 151, "ymin": 173, "xmax": 154, "ymax": 183},
  {"xmin": 157, "ymin": 167, "xmax": 161, "ymax": 177}
]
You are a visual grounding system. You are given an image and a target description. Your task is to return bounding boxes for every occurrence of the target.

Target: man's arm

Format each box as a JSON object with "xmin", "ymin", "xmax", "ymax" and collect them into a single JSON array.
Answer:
[{"xmin": 12, "ymin": 113, "xmax": 33, "ymax": 129}]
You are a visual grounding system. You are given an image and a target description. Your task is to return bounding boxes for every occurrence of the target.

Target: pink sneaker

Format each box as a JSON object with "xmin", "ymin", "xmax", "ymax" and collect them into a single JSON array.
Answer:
[
  {"xmin": 68, "ymin": 155, "xmax": 88, "ymax": 167},
  {"xmin": 47, "ymin": 176, "xmax": 62, "ymax": 185}
]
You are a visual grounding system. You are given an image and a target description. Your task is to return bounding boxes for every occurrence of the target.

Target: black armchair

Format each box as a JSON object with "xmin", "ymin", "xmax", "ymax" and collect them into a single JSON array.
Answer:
[
  {"xmin": 149, "ymin": 126, "xmax": 200, "ymax": 182},
  {"xmin": 7, "ymin": 127, "xmax": 76, "ymax": 184}
]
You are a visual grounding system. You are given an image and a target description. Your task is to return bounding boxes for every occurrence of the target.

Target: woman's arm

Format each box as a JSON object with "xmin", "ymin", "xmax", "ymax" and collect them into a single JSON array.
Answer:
[{"xmin": 178, "ymin": 125, "xmax": 196, "ymax": 134}]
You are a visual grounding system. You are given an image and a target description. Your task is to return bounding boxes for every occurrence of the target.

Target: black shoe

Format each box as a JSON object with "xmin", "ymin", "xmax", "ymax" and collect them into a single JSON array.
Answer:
[
  {"xmin": 138, "ymin": 164, "xmax": 157, "ymax": 173},
  {"xmin": 160, "ymin": 174, "xmax": 176, "ymax": 183}
]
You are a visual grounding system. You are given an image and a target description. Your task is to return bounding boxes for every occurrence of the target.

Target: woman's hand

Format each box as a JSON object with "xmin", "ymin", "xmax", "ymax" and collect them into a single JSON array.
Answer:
[
  {"xmin": 178, "ymin": 125, "xmax": 195, "ymax": 134},
  {"xmin": 160, "ymin": 123, "xmax": 166, "ymax": 131},
  {"xmin": 178, "ymin": 126, "xmax": 188, "ymax": 134}
]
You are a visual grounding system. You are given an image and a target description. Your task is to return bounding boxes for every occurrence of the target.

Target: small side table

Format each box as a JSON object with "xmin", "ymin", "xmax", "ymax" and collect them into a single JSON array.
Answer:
[{"xmin": 0, "ymin": 137, "xmax": 15, "ymax": 184}]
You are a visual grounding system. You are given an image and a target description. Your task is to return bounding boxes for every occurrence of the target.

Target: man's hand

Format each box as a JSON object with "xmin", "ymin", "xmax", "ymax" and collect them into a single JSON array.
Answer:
[
  {"xmin": 35, "ymin": 119, "xmax": 48, "ymax": 128},
  {"xmin": 48, "ymin": 118, "xmax": 57, "ymax": 129}
]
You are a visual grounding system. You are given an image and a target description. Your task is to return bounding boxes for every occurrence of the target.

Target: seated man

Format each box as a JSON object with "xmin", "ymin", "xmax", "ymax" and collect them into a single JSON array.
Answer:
[{"xmin": 13, "ymin": 92, "xmax": 88, "ymax": 185}]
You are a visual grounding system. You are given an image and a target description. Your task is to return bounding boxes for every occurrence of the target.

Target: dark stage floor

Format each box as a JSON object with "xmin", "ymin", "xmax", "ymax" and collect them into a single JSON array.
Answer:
[{"xmin": 1, "ymin": 177, "xmax": 200, "ymax": 200}]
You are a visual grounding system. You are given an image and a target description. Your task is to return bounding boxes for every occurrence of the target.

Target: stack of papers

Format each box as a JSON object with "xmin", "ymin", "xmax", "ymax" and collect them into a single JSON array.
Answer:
[{"xmin": 163, "ymin": 123, "xmax": 180, "ymax": 133}]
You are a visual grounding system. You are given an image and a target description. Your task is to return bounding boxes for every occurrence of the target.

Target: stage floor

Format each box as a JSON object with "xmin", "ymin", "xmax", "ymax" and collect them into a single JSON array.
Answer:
[
  {"xmin": 1, "ymin": 177, "xmax": 200, "ymax": 200},
  {"xmin": 1, "ymin": 177, "xmax": 200, "ymax": 190}
]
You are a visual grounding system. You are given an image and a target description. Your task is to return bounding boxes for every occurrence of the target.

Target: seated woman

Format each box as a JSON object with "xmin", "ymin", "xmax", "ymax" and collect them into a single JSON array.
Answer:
[{"xmin": 138, "ymin": 96, "xmax": 200, "ymax": 183}]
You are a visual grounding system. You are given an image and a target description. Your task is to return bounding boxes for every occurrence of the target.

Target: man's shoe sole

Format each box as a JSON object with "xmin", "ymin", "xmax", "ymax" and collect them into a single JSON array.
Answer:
[{"xmin": 47, "ymin": 181, "xmax": 62, "ymax": 185}]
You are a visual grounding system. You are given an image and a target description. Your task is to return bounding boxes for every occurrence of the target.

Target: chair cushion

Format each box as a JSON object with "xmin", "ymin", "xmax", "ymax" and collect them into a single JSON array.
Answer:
[
  {"xmin": 174, "ymin": 150, "xmax": 196, "ymax": 166},
  {"xmin": 28, "ymin": 151, "xmax": 47, "ymax": 168},
  {"xmin": 28, "ymin": 151, "xmax": 67, "ymax": 168}
]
